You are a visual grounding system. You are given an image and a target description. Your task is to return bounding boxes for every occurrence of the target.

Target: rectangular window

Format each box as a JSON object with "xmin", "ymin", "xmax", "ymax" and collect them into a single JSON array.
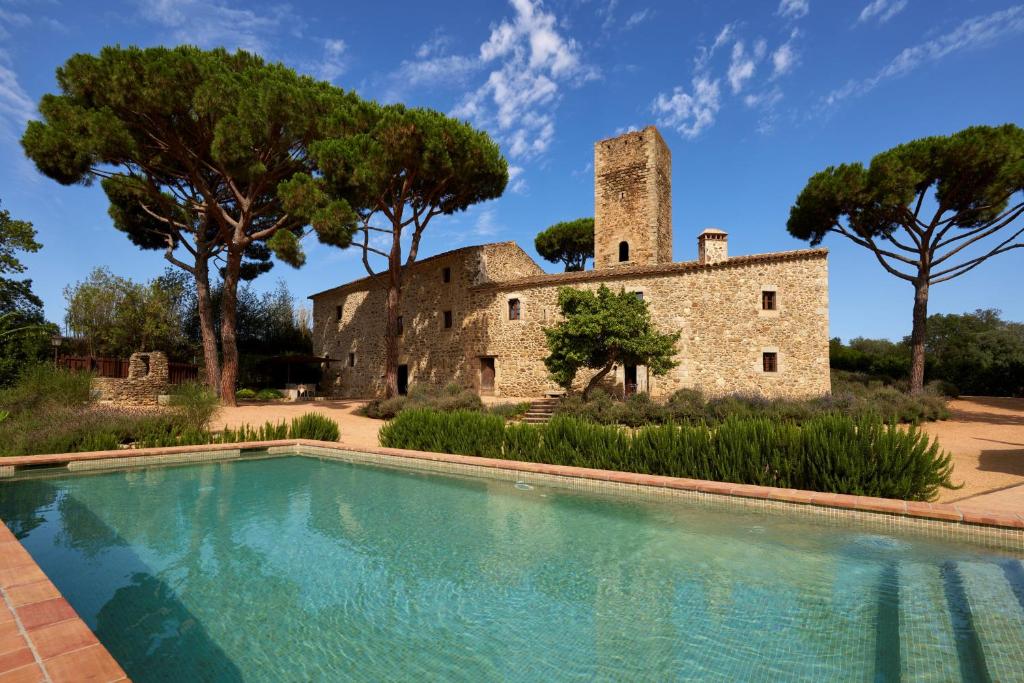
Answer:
[
  {"xmin": 442, "ymin": 267, "xmax": 451, "ymax": 283},
  {"xmin": 763, "ymin": 352, "xmax": 778, "ymax": 373},
  {"xmin": 762, "ymin": 291, "xmax": 777, "ymax": 311},
  {"xmin": 397, "ymin": 316, "xmax": 404, "ymax": 336},
  {"xmin": 508, "ymin": 298, "xmax": 521, "ymax": 321},
  {"xmin": 348, "ymin": 352, "xmax": 355, "ymax": 367},
  {"xmin": 443, "ymin": 310, "xmax": 453, "ymax": 329},
  {"xmin": 634, "ymin": 292, "xmax": 644, "ymax": 301},
  {"xmin": 335, "ymin": 304, "xmax": 343, "ymax": 319}
]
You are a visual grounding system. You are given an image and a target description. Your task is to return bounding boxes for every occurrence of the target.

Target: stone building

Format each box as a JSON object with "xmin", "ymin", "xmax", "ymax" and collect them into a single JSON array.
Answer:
[{"xmin": 310, "ymin": 126, "xmax": 830, "ymax": 400}]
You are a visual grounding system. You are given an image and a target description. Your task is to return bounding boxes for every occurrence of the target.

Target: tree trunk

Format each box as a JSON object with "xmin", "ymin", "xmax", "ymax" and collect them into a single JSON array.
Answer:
[
  {"xmin": 194, "ymin": 259, "xmax": 221, "ymax": 395},
  {"xmin": 583, "ymin": 362, "xmax": 615, "ymax": 399},
  {"xmin": 382, "ymin": 225, "xmax": 405, "ymax": 398},
  {"xmin": 909, "ymin": 279, "xmax": 929, "ymax": 395},
  {"xmin": 219, "ymin": 247, "xmax": 243, "ymax": 406}
]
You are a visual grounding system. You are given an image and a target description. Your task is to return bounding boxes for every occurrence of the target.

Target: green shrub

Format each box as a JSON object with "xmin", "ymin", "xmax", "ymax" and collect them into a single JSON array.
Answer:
[
  {"xmin": 362, "ymin": 383, "xmax": 486, "ymax": 420},
  {"xmin": 378, "ymin": 409, "xmax": 957, "ymax": 501},
  {"xmin": 0, "ymin": 365, "xmax": 91, "ymax": 417},
  {"xmin": 378, "ymin": 408, "xmax": 504, "ymax": 457},
  {"xmin": 236, "ymin": 388, "xmax": 258, "ymax": 400},
  {"xmin": 169, "ymin": 382, "xmax": 219, "ymax": 432},
  {"xmin": 553, "ymin": 372, "xmax": 949, "ymax": 428},
  {"xmin": 255, "ymin": 388, "xmax": 284, "ymax": 401},
  {"xmin": 364, "ymin": 396, "xmax": 408, "ymax": 419},
  {"xmin": 289, "ymin": 413, "xmax": 340, "ymax": 441},
  {"xmin": 218, "ymin": 421, "xmax": 289, "ymax": 443}
]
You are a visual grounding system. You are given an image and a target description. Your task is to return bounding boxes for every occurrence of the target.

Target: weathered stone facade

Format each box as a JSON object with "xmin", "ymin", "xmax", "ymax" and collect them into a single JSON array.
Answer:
[
  {"xmin": 310, "ymin": 127, "xmax": 830, "ymax": 400},
  {"xmin": 91, "ymin": 351, "xmax": 170, "ymax": 406},
  {"xmin": 594, "ymin": 127, "xmax": 673, "ymax": 269}
]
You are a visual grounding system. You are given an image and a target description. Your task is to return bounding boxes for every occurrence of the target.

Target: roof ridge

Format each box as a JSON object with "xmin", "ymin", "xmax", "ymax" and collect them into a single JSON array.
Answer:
[
  {"xmin": 470, "ymin": 248, "xmax": 829, "ymax": 290},
  {"xmin": 307, "ymin": 240, "xmax": 524, "ymax": 299}
]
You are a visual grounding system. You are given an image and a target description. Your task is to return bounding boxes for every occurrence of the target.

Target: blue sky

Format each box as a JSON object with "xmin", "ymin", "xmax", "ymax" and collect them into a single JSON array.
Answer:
[{"xmin": 0, "ymin": 0, "xmax": 1022, "ymax": 342}]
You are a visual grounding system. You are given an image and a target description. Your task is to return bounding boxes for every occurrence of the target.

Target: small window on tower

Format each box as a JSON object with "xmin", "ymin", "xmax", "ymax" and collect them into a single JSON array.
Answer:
[
  {"xmin": 763, "ymin": 352, "xmax": 778, "ymax": 373},
  {"xmin": 508, "ymin": 298, "xmax": 521, "ymax": 321},
  {"xmin": 762, "ymin": 291, "xmax": 777, "ymax": 311},
  {"xmin": 619, "ymin": 241, "xmax": 630, "ymax": 262},
  {"xmin": 442, "ymin": 267, "xmax": 451, "ymax": 283},
  {"xmin": 335, "ymin": 304, "xmax": 343, "ymax": 319},
  {"xmin": 348, "ymin": 352, "xmax": 355, "ymax": 367},
  {"xmin": 443, "ymin": 310, "xmax": 453, "ymax": 329},
  {"xmin": 634, "ymin": 292, "xmax": 644, "ymax": 301},
  {"xmin": 397, "ymin": 316, "xmax": 404, "ymax": 336}
]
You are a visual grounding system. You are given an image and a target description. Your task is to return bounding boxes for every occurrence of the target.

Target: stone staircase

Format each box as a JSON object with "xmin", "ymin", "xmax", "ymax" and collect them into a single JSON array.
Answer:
[{"xmin": 521, "ymin": 398, "xmax": 560, "ymax": 424}]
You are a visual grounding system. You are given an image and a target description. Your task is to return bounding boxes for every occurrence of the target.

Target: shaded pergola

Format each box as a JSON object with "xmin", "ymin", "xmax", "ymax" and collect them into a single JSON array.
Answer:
[{"xmin": 261, "ymin": 355, "xmax": 334, "ymax": 386}]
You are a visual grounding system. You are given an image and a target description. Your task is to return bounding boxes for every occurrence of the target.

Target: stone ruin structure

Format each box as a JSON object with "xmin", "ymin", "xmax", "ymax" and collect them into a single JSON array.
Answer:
[
  {"xmin": 309, "ymin": 126, "xmax": 831, "ymax": 400},
  {"xmin": 91, "ymin": 351, "xmax": 170, "ymax": 406}
]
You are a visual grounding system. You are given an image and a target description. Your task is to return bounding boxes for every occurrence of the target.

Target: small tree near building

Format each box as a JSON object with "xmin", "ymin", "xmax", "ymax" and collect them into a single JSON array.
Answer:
[
  {"xmin": 787, "ymin": 124, "xmax": 1024, "ymax": 394},
  {"xmin": 535, "ymin": 218, "xmax": 594, "ymax": 272},
  {"xmin": 544, "ymin": 285, "xmax": 680, "ymax": 398}
]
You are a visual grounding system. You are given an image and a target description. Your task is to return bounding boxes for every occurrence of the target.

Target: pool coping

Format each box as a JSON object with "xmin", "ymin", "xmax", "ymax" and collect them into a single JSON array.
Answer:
[{"xmin": 1, "ymin": 437, "xmax": 1022, "ymax": 681}]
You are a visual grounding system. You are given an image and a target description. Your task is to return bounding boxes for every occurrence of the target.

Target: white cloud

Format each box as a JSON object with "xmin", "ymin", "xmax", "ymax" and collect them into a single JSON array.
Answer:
[
  {"xmin": 825, "ymin": 5, "xmax": 1024, "ymax": 106},
  {"xmin": 624, "ymin": 9, "xmax": 651, "ymax": 29},
  {"xmin": 390, "ymin": 55, "xmax": 479, "ymax": 92},
  {"xmin": 858, "ymin": 0, "xmax": 908, "ymax": 25},
  {"xmin": 313, "ymin": 39, "xmax": 347, "ymax": 82},
  {"xmin": 771, "ymin": 41, "xmax": 797, "ymax": 77},
  {"xmin": 653, "ymin": 17, "xmax": 799, "ymax": 139},
  {"xmin": 777, "ymin": 0, "xmax": 809, "ymax": 20},
  {"xmin": 695, "ymin": 23, "xmax": 735, "ymax": 71},
  {"xmin": 651, "ymin": 76, "xmax": 721, "ymax": 138},
  {"xmin": 743, "ymin": 87, "xmax": 783, "ymax": 109},
  {"xmin": 0, "ymin": 52, "xmax": 35, "ymax": 139},
  {"xmin": 507, "ymin": 165, "xmax": 527, "ymax": 193},
  {"xmin": 473, "ymin": 208, "xmax": 501, "ymax": 236},
  {"xmin": 727, "ymin": 40, "xmax": 756, "ymax": 94},
  {"xmin": 416, "ymin": 31, "xmax": 452, "ymax": 59},
  {"xmin": 451, "ymin": 0, "xmax": 594, "ymax": 161},
  {"xmin": 137, "ymin": 0, "xmax": 301, "ymax": 53}
]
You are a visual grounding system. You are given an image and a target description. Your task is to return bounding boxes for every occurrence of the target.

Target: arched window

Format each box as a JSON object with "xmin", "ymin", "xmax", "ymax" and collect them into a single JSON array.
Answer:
[
  {"xmin": 618, "ymin": 241, "xmax": 630, "ymax": 262},
  {"xmin": 508, "ymin": 298, "xmax": 521, "ymax": 320}
]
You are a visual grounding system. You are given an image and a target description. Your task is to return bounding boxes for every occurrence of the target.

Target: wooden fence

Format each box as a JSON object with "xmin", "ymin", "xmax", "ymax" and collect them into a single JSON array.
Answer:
[{"xmin": 58, "ymin": 356, "xmax": 199, "ymax": 385}]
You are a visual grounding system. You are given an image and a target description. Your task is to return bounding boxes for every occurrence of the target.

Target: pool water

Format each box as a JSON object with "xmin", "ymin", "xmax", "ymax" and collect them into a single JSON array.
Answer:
[{"xmin": 2, "ymin": 454, "xmax": 1023, "ymax": 681}]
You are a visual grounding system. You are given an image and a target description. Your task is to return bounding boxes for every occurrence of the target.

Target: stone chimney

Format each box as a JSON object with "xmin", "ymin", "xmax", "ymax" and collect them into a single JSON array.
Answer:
[{"xmin": 698, "ymin": 228, "xmax": 728, "ymax": 265}]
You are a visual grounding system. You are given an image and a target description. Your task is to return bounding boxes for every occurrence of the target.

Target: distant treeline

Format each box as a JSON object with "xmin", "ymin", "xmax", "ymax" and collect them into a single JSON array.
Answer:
[{"xmin": 831, "ymin": 309, "xmax": 1024, "ymax": 397}]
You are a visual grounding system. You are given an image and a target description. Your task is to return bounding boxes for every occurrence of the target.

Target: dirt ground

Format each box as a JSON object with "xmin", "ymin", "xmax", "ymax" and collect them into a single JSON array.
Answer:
[
  {"xmin": 921, "ymin": 396, "xmax": 1024, "ymax": 514},
  {"xmin": 215, "ymin": 395, "xmax": 1024, "ymax": 515}
]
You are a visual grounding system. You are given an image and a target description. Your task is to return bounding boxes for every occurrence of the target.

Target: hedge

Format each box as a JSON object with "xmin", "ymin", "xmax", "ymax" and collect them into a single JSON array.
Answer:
[{"xmin": 378, "ymin": 409, "xmax": 957, "ymax": 501}]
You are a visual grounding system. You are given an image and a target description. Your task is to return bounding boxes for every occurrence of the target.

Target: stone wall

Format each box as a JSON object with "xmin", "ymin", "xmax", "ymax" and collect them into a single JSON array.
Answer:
[
  {"xmin": 90, "ymin": 351, "xmax": 170, "ymax": 406},
  {"xmin": 311, "ymin": 243, "xmax": 543, "ymax": 397},
  {"xmin": 312, "ymin": 246, "xmax": 831, "ymax": 400},
  {"xmin": 594, "ymin": 126, "xmax": 672, "ymax": 269}
]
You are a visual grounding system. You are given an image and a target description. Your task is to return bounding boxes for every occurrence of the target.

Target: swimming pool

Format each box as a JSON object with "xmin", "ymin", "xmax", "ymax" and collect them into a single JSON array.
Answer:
[{"xmin": 2, "ymin": 451, "xmax": 1023, "ymax": 681}]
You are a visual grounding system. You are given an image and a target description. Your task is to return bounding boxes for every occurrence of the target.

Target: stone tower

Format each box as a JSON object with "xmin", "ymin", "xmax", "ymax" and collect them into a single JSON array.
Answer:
[{"xmin": 593, "ymin": 126, "xmax": 672, "ymax": 270}]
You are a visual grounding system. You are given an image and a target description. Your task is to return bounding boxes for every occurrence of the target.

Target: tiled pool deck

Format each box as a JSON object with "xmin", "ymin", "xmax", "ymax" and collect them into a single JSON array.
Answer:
[{"xmin": 2, "ymin": 438, "xmax": 1023, "ymax": 680}]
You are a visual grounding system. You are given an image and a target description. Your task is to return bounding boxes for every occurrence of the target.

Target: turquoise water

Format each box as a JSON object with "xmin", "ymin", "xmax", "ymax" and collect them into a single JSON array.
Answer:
[{"xmin": 2, "ymin": 454, "xmax": 1024, "ymax": 682}]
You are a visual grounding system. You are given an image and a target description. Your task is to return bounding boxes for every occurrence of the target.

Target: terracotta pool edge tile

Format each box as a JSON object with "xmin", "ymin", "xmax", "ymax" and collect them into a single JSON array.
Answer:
[
  {"xmin": 0, "ymin": 662, "xmax": 45, "ymax": 683},
  {"xmin": 0, "ymin": 525, "xmax": 129, "ymax": 681}
]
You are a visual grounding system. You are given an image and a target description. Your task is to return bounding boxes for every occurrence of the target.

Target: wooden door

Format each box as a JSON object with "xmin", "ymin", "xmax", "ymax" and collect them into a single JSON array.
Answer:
[
  {"xmin": 624, "ymin": 365, "xmax": 638, "ymax": 397},
  {"xmin": 480, "ymin": 358, "xmax": 495, "ymax": 394}
]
